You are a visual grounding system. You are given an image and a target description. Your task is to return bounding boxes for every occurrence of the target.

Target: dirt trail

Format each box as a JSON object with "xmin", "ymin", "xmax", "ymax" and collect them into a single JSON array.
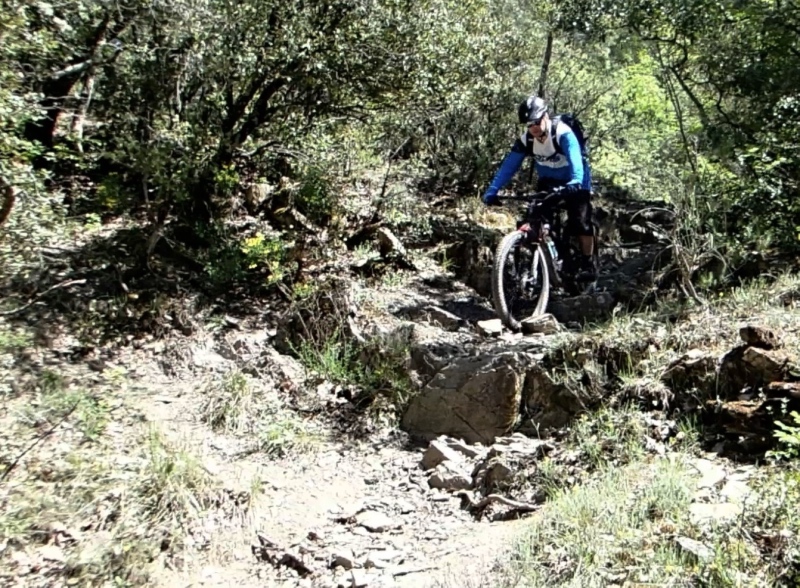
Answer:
[
  {"xmin": 123, "ymin": 201, "xmax": 671, "ymax": 587},
  {"xmin": 133, "ymin": 363, "xmax": 530, "ymax": 588}
]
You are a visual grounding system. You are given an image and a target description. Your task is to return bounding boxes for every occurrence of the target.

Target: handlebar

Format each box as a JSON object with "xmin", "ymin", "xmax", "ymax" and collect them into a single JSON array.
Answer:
[
  {"xmin": 497, "ymin": 188, "xmax": 570, "ymax": 210},
  {"xmin": 496, "ymin": 190, "xmax": 552, "ymax": 203}
]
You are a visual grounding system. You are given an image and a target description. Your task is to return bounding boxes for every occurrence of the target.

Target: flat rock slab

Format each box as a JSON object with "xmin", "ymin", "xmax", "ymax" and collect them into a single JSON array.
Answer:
[
  {"xmin": 520, "ymin": 313, "xmax": 561, "ymax": 335},
  {"xmin": 477, "ymin": 318, "xmax": 503, "ymax": 337},
  {"xmin": 421, "ymin": 438, "xmax": 467, "ymax": 470},
  {"xmin": 692, "ymin": 460, "xmax": 728, "ymax": 490},
  {"xmin": 675, "ymin": 536, "xmax": 714, "ymax": 561},
  {"xmin": 719, "ymin": 479, "xmax": 752, "ymax": 504},
  {"xmin": 428, "ymin": 462, "xmax": 473, "ymax": 492},
  {"xmin": 739, "ymin": 325, "xmax": 780, "ymax": 349}
]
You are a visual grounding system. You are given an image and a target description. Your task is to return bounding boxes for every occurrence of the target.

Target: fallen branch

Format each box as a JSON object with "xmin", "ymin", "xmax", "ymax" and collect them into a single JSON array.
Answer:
[
  {"xmin": 392, "ymin": 564, "xmax": 439, "ymax": 577},
  {"xmin": 252, "ymin": 533, "xmax": 316, "ymax": 577},
  {"xmin": 456, "ymin": 490, "xmax": 540, "ymax": 516},
  {"xmin": 473, "ymin": 493, "xmax": 540, "ymax": 513},
  {"xmin": 0, "ymin": 279, "xmax": 87, "ymax": 317},
  {"xmin": 0, "ymin": 403, "xmax": 78, "ymax": 484}
]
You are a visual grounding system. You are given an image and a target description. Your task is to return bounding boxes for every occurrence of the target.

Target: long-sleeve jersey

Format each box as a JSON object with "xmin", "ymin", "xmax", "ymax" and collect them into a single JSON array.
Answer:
[{"xmin": 483, "ymin": 120, "xmax": 592, "ymax": 200}]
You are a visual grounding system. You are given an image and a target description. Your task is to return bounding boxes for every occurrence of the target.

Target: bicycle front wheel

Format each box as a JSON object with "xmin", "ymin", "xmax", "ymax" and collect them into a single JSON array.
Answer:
[{"xmin": 491, "ymin": 232, "xmax": 550, "ymax": 332}]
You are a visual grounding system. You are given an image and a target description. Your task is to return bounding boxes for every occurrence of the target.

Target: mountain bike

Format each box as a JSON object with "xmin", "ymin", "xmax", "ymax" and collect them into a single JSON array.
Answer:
[{"xmin": 491, "ymin": 190, "xmax": 599, "ymax": 332}]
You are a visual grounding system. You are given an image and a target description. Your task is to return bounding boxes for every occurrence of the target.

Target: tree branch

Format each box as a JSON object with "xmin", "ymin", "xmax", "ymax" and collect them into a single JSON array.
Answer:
[
  {"xmin": 668, "ymin": 66, "xmax": 709, "ymax": 126},
  {"xmin": 0, "ymin": 402, "xmax": 78, "ymax": 485},
  {"xmin": 657, "ymin": 55, "xmax": 697, "ymax": 175},
  {"xmin": 229, "ymin": 76, "xmax": 290, "ymax": 150}
]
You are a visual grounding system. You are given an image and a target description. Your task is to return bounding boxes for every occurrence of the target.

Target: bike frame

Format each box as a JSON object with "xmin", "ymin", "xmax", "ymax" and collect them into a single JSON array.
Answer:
[{"xmin": 497, "ymin": 191, "xmax": 566, "ymax": 289}]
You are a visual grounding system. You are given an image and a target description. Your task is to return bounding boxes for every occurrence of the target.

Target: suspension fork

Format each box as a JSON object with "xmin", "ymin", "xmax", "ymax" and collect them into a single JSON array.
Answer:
[{"xmin": 531, "ymin": 221, "xmax": 563, "ymax": 289}]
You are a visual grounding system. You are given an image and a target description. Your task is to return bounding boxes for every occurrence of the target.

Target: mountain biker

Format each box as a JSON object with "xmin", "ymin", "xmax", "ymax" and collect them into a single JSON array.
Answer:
[{"xmin": 482, "ymin": 95, "xmax": 597, "ymax": 281}]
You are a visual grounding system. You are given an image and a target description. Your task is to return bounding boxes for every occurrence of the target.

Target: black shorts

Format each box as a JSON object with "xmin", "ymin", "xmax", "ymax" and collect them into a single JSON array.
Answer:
[{"xmin": 536, "ymin": 178, "xmax": 594, "ymax": 237}]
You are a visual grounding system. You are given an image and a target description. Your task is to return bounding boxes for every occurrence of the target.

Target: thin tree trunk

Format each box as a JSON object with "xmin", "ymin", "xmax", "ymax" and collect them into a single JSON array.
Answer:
[
  {"xmin": 537, "ymin": 30, "xmax": 554, "ymax": 99},
  {"xmin": 26, "ymin": 11, "xmax": 132, "ymax": 149},
  {"xmin": 0, "ymin": 178, "xmax": 17, "ymax": 228},
  {"xmin": 70, "ymin": 71, "xmax": 96, "ymax": 153},
  {"xmin": 25, "ymin": 76, "xmax": 77, "ymax": 148}
]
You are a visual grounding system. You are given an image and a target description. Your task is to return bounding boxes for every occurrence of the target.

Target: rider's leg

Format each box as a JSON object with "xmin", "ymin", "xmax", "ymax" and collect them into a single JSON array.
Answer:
[
  {"xmin": 579, "ymin": 236, "xmax": 594, "ymax": 256},
  {"xmin": 567, "ymin": 191, "xmax": 597, "ymax": 281}
]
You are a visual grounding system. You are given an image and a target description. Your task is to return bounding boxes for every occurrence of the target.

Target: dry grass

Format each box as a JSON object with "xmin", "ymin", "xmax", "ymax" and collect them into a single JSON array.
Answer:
[
  {"xmin": 0, "ymin": 420, "xmax": 220, "ymax": 585},
  {"xmin": 586, "ymin": 271, "xmax": 800, "ymax": 386},
  {"xmin": 438, "ymin": 273, "xmax": 800, "ymax": 588},
  {"xmin": 0, "ymin": 332, "xmax": 265, "ymax": 587},
  {"xmin": 451, "ymin": 455, "xmax": 800, "ymax": 588},
  {"xmin": 699, "ymin": 272, "xmax": 796, "ymax": 343},
  {"xmin": 200, "ymin": 368, "xmax": 322, "ymax": 456},
  {"xmin": 510, "ymin": 456, "xmax": 697, "ymax": 588},
  {"xmin": 457, "ymin": 194, "xmax": 519, "ymax": 231}
]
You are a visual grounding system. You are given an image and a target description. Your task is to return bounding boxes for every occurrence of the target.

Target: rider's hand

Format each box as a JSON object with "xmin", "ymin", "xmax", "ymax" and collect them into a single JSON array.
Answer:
[
  {"xmin": 563, "ymin": 183, "xmax": 580, "ymax": 194},
  {"xmin": 483, "ymin": 192, "xmax": 501, "ymax": 206}
]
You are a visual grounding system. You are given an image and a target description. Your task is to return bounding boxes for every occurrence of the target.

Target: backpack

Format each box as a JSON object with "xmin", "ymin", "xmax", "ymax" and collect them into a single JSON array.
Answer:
[{"xmin": 552, "ymin": 113, "xmax": 590, "ymax": 160}]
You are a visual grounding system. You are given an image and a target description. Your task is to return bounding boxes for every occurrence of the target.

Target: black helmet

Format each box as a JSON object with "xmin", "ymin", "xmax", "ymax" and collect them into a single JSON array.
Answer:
[{"xmin": 518, "ymin": 95, "xmax": 548, "ymax": 125}]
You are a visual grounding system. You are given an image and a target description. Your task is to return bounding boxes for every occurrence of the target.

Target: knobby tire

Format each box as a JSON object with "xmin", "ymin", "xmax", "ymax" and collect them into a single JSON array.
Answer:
[{"xmin": 491, "ymin": 231, "xmax": 550, "ymax": 332}]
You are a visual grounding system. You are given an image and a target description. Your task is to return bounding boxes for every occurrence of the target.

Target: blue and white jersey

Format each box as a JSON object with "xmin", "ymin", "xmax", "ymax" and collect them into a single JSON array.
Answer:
[
  {"xmin": 521, "ymin": 121, "xmax": 572, "ymax": 176},
  {"xmin": 482, "ymin": 119, "xmax": 592, "ymax": 202}
]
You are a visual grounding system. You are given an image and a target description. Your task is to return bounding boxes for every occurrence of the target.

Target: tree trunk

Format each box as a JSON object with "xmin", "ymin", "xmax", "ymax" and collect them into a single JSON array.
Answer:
[
  {"xmin": 24, "ymin": 11, "xmax": 133, "ymax": 150},
  {"xmin": 537, "ymin": 30, "xmax": 554, "ymax": 99},
  {"xmin": 70, "ymin": 71, "xmax": 96, "ymax": 153},
  {"xmin": 24, "ymin": 75, "xmax": 79, "ymax": 148},
  {"xmin": 0, "ymin": 178, "xmax": 17, "ymax": 228}
]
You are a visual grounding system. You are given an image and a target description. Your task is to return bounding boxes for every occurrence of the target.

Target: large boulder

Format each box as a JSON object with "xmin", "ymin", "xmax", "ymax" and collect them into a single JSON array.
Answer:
[
  {"xmin": 549, "ymin": 291, "xmax": 616, "ymax": 324},
  {"xmin": 428, "ymin": 219, "xmax": 503, "ymax": 299},
  {"xmin": 407, "ymin": 323, "xmax": 477, "ymax": 385},
  {"xmin": 403, "ymin": 333, "xmax": 616, "ymax": 442},
  {"xmin": 402, "ymin": 350, "xmax": 531, "ymax": 444},
  {"xmin": 660, "ymin": 349, "xmax": 718, "ymax": 407},
  {"xmin": 522, "ymin": 358, "xmax": 609, "ymax": 429},
  {"xmin": 718, "ymin": 344, "xmax": 798, "ymax": 397}
]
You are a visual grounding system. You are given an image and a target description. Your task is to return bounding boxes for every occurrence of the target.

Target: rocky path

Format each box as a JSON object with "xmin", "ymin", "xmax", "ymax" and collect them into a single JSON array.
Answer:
[
  {"xmin": 139, "ymin": 342, "xmax": 763, "ymax": 588},
  {"xmin": 3, "ymin": 193, "xmax": 791, "ymax": 587},
  {"xmin": 134, "ymin": 360, "xmax": 533, "ymax": 588},
  {"xmin": 126, "ymin": 204, "xmax": 681, "ymax": 588}
]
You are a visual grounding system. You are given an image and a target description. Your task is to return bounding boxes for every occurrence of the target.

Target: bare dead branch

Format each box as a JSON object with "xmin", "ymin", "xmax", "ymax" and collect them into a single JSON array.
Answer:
[
  {"xmin": 537, "ymin": 30, "xmax": 554, "ymax": 99},
  {"xmin": 0, "ymin": 402, "xmax": 79, "ymax": 485},
  {"xmin": 0, "ymin": 279, "xmax": 87, "ymax": 317}
]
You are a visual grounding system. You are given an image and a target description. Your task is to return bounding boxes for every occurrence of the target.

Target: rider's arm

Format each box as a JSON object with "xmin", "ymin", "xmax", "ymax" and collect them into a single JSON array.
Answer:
[
  {"xmin": 482, "ymin": 138, "xmax": 527, "ymax": 203},
  {"xmin": 558, "ymin": 131, "xmax": 585, "ymax": 188}
]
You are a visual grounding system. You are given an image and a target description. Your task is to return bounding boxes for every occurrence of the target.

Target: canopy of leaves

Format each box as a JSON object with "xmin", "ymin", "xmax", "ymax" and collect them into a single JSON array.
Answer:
[{"xmin": 2, "ymin": 0, "xmax": 800, "ymax": 266}]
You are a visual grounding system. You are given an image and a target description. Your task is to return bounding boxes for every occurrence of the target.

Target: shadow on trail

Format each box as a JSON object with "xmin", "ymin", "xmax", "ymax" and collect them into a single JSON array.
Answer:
[
  {"xmin": 0, "ymin": 223, "xmax": 283, "ymax": 362},
  {"xmin": 0, "ymin": 187, "xmax": 678, "ymax": 360},
  {"xmin": 392, "ymin": 295, "xmax": 497, "ymax": 326}
]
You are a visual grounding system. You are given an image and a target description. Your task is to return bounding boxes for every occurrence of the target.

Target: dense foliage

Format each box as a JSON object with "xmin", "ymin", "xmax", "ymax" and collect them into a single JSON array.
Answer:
[{"xmin": 1, "ymin": 0, "xmax": 799, "ymax": 283}]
